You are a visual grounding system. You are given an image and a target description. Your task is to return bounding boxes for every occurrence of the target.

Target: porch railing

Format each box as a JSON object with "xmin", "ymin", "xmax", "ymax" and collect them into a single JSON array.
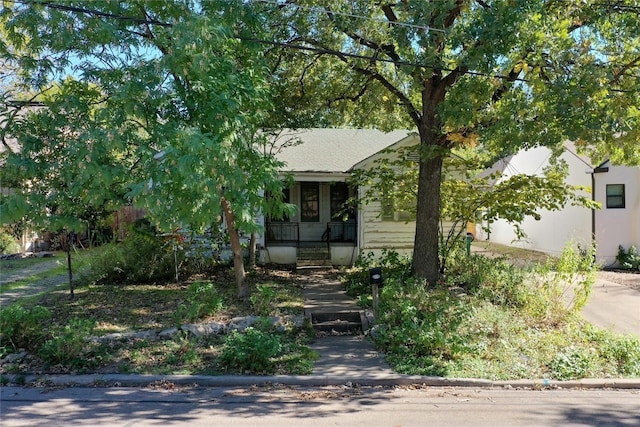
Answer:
[
  {"xmin": 265, "ymin": 222, "xmax": 299, "ymax": 245},
  {"xmin": 325, "ymin": 221, "xmax": 357, "ymax": 243},
  {"xmin": 265, "ymin": 221, "xmax": 357, "ymax": 246}
]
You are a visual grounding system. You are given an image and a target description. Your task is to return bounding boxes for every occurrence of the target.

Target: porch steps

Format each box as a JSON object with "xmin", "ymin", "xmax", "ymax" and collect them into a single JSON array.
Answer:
[
  {"xmin": 310, "ymin": 311, "xmax": 366, "ymax": 334},
  {"xmin": 297, "ymin": 247, "xmax": 331, "ymax": 267}
]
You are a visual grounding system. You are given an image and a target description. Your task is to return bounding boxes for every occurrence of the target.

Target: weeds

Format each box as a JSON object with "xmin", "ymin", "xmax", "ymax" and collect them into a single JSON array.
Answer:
[
  {"xmin": 345, "ymin": 249, "xmax": 411, "ymax": 297},
  {"xmin": 344, "ymin": 243, "xmax": 637, "ymax": 380},
  {"xmin": 85, "ymin": 231, "xmax": 179, "ymax": 285},
  {"xmin": 525, "ymin": 244, "xmax": 596, "ymax": 326},
  {"xmin": 0, "ymin": 264, "xmax": 310, "ymax": 376},
  {"xmin": 0, "ymin": 231, "xmax": 20, "ymax": 254},
  {"xmin": 220, "ymin": 326, "xmax": 284, "ymax": 374},
  {"xmin": 549, "ymin": 347, "xmax": 594, "ymax": 380},
  {"xmin": 219, "ymin": 320, "xmax": 315, "ymax": 375},
  {"xmin": 0, "ymin": 305, "xmax": 51, "ymax": 352},
  {"xmin": 250, "ymin": 284, "xmax": 278, "ymax": 316},
  {"xmin": 374, "ymin": 278, "xmax": 472, "ymax": 375},
  {"xmin": 39, "ymin": 318, "xmax": 98, "ymax": 369}
]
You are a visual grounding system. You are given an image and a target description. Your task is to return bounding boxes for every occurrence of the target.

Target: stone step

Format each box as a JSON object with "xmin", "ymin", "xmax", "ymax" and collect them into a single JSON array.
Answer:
[
  {"xmin": 298, "ymin": 248, "xmax": 330, "ymax": 260},
  {"xmin": 297, "ymin": 259, "xmax": 332, "ymax": 267},
  {"xmin": 310, "ymin": 311, "xmax": 365, "ymax": 334}
]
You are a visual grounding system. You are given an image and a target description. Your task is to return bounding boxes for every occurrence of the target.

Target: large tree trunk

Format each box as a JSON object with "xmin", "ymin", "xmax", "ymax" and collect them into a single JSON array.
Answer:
[
  {"xmin": 412, "ymin": 148, "xmax": 444, "ymax": 286},
  {"xmin": 221, "ymin": 197, "xmax": 249, "ymax": 299},
  {"xmin": 412, "ymin": 81, "xmax": 446, "ymax": 286}
]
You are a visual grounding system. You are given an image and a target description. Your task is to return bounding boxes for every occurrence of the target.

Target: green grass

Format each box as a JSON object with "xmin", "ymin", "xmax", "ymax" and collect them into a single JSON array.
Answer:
[
  {"xmin": 0, "ymin": 254, "xmax": 64, "ymax": 270},
  {"xmin": 0, "ymin": 264, "xmax": 68, "ymax": 294}
]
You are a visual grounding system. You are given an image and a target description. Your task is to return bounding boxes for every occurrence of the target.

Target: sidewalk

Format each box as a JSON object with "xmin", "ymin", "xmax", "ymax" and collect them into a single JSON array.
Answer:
[{"xmin": 297, "ymin": 268, "xmax": 397, "ymax": 378}]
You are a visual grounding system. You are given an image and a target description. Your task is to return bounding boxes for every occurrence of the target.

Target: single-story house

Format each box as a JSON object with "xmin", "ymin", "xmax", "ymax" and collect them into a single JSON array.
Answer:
[
  {"xmin": 478, "ymin": 142, "xmax": 639, "ymax": 267},
  {"xmin": 258, "ymin": 128, "xmax": 423, "ymax": 266}
]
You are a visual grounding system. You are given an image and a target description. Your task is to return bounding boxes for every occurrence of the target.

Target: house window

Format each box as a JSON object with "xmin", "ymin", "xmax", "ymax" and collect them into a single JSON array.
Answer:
[
  {"xmin": 381, "ymin": 194, "xmax": 414, "ymax": 221},
  {"xmin": 606, "ymin": 184, "xmax": 625, "ymax": 208},
  {"xmin": 330, "ymin": 182, "xmax": 350, "ymax": 220},
  {"xmin": 381, "ymin": 196, "xmax": 395, "ymax": 221},
  {"xmin": 300, "ymin": 182, "xmax": 320, "ymax": 222}
]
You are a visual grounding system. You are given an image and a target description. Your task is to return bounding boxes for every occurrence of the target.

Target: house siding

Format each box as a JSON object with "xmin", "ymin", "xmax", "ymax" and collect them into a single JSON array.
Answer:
[
  {"xmin": 360, "ymin": 200, "xmax": 416, "ymax": 249},
  {"xmin": 358, "ymin": 199, "xmax": 455, "ymax": 256},
  {"xmin": 354, "ymin": 133, "xmax": 456, "ymax": 259}
]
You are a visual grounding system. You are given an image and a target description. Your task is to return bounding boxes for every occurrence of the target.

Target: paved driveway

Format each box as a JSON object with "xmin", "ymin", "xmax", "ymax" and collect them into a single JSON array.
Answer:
[{"xmin": 581, "ymin": 275, "xmax": 640, "ymax": 337}]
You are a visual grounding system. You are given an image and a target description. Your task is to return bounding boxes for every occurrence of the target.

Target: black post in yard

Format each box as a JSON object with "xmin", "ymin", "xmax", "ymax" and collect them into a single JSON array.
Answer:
[
  {"xmin": 66, "ymin": 234, "xmax": 74, "ymax": 300},
  {"xmin": 370, "ymin": 267, "xmax": 383, "ymax": 320}
]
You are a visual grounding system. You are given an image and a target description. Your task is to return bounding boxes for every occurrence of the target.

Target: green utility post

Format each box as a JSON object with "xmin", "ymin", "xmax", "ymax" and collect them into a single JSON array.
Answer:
[{"xmin": 466, "ymin": 233, "xmax": 474, "ymax": 256}]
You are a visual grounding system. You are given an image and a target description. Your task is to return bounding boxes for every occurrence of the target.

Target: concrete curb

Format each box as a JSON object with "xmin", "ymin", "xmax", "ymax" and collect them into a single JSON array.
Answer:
[{"xmin": 3, "ymin": 373, "xmax": 639, "ymax": 389}]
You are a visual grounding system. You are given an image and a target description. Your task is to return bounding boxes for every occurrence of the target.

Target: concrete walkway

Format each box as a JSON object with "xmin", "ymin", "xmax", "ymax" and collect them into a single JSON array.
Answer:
[
  {"xmin": 299, "ymin": 268, "xmax": 361, "ymax": 316},
  {"xmin": 299, "ymin": 268, "xmax": 396, "ymax": 378}
]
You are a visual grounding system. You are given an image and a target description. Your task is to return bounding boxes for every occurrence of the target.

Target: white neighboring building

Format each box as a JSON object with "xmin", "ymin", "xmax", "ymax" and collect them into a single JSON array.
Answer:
[
  {"xmin": 479, "ymin": 142, "xmax": 640, "ymax": 266},
  {"xmin": 479, "ymin": 143, "xmax": 593, "ymax": 257},
  {"xmin": 592, "ymin": 161, "xmax": 640, "ymax": 267}
]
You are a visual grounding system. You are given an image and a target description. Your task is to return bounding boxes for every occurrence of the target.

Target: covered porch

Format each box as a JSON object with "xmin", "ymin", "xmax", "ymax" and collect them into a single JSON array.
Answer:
[{"xmin": 261, "ymin": 180, "xmax": 358, "ymax": 266}]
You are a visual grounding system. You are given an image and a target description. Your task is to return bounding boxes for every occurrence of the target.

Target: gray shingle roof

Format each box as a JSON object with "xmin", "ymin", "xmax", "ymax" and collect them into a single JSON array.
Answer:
[{"xmin": 271, "ymin": 128, "xmax": 413, "ymax": 173}]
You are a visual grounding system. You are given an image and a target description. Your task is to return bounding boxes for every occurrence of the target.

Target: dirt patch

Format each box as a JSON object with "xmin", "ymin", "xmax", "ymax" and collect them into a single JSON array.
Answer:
[{"xmin": 597, "ymin": 270, "xmax": 640, "ymax": 292}]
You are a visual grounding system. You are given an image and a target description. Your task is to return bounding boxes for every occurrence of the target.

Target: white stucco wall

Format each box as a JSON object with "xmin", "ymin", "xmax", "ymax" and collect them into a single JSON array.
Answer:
[
  {"xmin": 331, "ymin": 245, "xmax": 359, "ymax": 266},
  {"xmin": 260, "ymin": 246, "xmax": 297, "ymax": 265},
  {"xmin": 593, "ymin": 163, "xmax": 640, "ymax": 267},
  {"xmin": 483, "ymin": 145, "xmax": 593, "ymax": 257}
]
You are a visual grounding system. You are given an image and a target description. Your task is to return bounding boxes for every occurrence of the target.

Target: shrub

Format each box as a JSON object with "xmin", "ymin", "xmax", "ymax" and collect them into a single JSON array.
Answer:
[
  {"xmin": 616, "ymin": 245, "xmax": 640, "ymax": 271},
  {"xmin": 0, "ymin": 231, "xmax": 20, "ymax": 254},
  {"xmin": 0, "ymin": 305, "xmax": 51, "ymax": 352},
  {"xmin": 39, "ymin": 318, "xmax": 97, "ymax": 368},
  {"xmin": 174, "ymin": 281, "xmax": 225, "ymax": 324},
  {"xmin": 219, "ymin": 326, "xmax": 283, "ymax": 374},
  {"xmin": 86, "ymin": 230, "xmax": 181, "ymax": 284}
]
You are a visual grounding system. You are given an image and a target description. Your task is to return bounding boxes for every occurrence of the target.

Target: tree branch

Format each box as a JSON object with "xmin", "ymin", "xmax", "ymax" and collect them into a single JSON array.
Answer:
[
  {"xmin": 612, "ymin": 55, "xmax": 640, "ymax": 84},
  {"xmin": 348, "ymin": 60, "xmax": 422, "ymax": 125},
  {"xmin": 491, "ymin": 50, "xmax": 532, "ymax": 103},
  {"xmin": 321, "ymin": 4, "xmax": 401, "ymax": 63}
]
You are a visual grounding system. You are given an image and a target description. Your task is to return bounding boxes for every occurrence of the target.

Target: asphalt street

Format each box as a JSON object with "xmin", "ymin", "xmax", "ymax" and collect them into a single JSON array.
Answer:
[{"xmin": 1, "ymin": 385, "xmax": 639, "ymax": 426}]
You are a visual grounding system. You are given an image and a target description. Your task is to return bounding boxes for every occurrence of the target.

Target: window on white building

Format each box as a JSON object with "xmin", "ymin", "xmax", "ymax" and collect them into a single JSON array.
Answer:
[{"xmin": 606, "ymin": 184, "xmax": 625, "ymax": 209}]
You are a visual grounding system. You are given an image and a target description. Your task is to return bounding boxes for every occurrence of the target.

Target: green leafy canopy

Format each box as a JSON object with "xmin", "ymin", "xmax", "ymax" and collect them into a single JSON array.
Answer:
[{"xmin": 1, "ymin": 1, "xmax": 289, "ymax": 236}]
